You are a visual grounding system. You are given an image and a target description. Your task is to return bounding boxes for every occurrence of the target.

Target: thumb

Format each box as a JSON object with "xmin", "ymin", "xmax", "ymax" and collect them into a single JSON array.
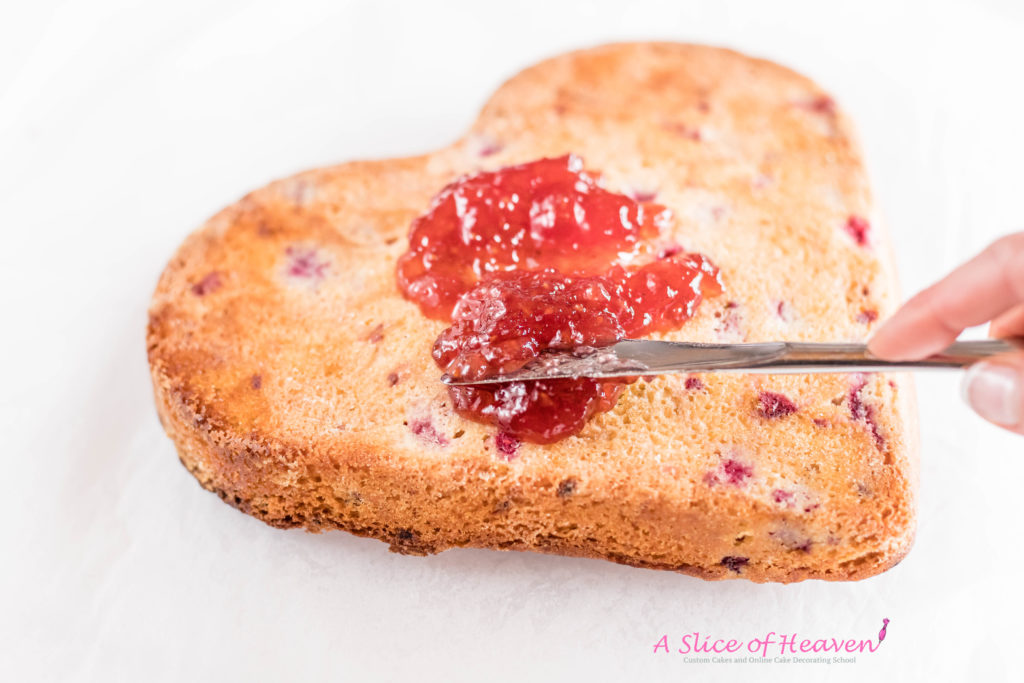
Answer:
[{"xmin": 962, "ymin": 354, "xmax": 1024, "ymax": 434}]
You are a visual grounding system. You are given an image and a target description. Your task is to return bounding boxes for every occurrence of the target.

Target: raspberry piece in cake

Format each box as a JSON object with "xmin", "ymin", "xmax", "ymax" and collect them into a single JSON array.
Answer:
[
  {"xmin": 758, "ymin": 391, "xmax": 798, "ymax": 419},
  {"xmin": 844, "ymin": 215, "xmax": 871, "ymax": 247},
  {"xmin": 191, "ymin": 271, "xmax": 221, "ymax": 296},
  {"xmin": 284, "ymin": 245, "xmax": 330, "ymax": 281},
  {"xmin": 720, "ymin": 556, "xmax": 749, "ymax": 573}
]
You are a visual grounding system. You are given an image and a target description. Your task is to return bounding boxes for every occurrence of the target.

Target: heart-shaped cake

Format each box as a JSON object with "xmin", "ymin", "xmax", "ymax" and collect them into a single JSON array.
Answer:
[{"xmin": 147, "ymin": 42, "xmax": 918, "ymax": 582}]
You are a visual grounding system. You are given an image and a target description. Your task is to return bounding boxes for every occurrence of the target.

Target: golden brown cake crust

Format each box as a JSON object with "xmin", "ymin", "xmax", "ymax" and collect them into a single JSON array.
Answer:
[{"xmin": 148, "ymin": 42, "xmax": 918, "ymax": 583}]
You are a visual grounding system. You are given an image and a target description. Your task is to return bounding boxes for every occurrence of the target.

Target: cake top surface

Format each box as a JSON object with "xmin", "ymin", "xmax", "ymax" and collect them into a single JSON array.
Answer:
[{"xmin": 148, "ymin": 42, "xmax": 909, "ymax": 528}]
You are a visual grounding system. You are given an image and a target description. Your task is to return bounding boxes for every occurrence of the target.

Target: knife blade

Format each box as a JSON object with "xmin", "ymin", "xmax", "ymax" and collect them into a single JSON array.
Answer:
[{"xmin": 440, "ymin": 338, "xmax": 1023, "ymax": 386}]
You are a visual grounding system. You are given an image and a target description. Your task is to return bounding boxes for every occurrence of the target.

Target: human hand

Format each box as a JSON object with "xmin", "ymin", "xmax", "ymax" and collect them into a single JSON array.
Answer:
[{"xmin": 868, "ymin": 233, "xmax": 1024, "ymax": 434}]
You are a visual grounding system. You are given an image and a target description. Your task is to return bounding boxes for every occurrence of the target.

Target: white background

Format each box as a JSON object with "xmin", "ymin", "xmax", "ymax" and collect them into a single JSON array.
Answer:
[{"xmin": 3, "ymin": 0, "xmax": 1023, "ymax": 680}]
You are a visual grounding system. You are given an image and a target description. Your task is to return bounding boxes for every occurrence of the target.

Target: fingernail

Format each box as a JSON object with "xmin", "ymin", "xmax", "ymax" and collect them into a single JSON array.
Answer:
[{"xmin": 962, "ymin": 362, "xmax": 1022, "ymax": 427}]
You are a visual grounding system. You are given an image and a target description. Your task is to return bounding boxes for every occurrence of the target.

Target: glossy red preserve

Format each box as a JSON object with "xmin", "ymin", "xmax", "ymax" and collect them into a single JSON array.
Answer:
[{"xmin": 398, "ymin": 155, "xmax": 722, "ymax": 444}]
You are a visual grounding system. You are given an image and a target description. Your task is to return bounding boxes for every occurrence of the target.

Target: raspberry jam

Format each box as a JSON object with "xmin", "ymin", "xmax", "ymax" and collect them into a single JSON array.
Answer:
[
  {"xmin": 398, "ymin": 155, "xmax": 722, "ymax": 444},
  {"xmin": 397, "ymin": 155, "xmax": 672, "ymax": 318}
]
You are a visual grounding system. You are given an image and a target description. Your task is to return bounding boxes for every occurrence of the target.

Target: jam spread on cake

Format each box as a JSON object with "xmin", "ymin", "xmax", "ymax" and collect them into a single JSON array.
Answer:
[{"xmin": 398, "ymin": 155, "xmax": 722, "ymax": 443}]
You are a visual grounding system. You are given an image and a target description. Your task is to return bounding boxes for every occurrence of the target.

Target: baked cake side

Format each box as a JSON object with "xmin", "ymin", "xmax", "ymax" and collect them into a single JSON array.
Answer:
[{"xmin": 148, "ymin": 42, "xmax": 918, "ymax": 582}]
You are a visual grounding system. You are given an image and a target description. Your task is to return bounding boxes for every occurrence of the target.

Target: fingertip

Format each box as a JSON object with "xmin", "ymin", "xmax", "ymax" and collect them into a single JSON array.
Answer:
[
  {"xmin": 866, "ymin": 303, "xmax": 963, "ymax": 361},
  {"xmin": 867, "ymin": 330, "xmax": 954, "ymax": 361},
  {"xmin": 866, "ymin": 323, "xmax": 917, "ymax": 361},
  {"xmin": 866, "ymin": 330, "xmax": 894, "ymax": 358}
]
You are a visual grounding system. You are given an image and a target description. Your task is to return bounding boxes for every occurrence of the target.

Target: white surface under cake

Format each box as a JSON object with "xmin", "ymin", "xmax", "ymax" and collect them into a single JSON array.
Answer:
[{"xmin": 2, "ymin": 1, "xmax": 1022, "ymax": 681}]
